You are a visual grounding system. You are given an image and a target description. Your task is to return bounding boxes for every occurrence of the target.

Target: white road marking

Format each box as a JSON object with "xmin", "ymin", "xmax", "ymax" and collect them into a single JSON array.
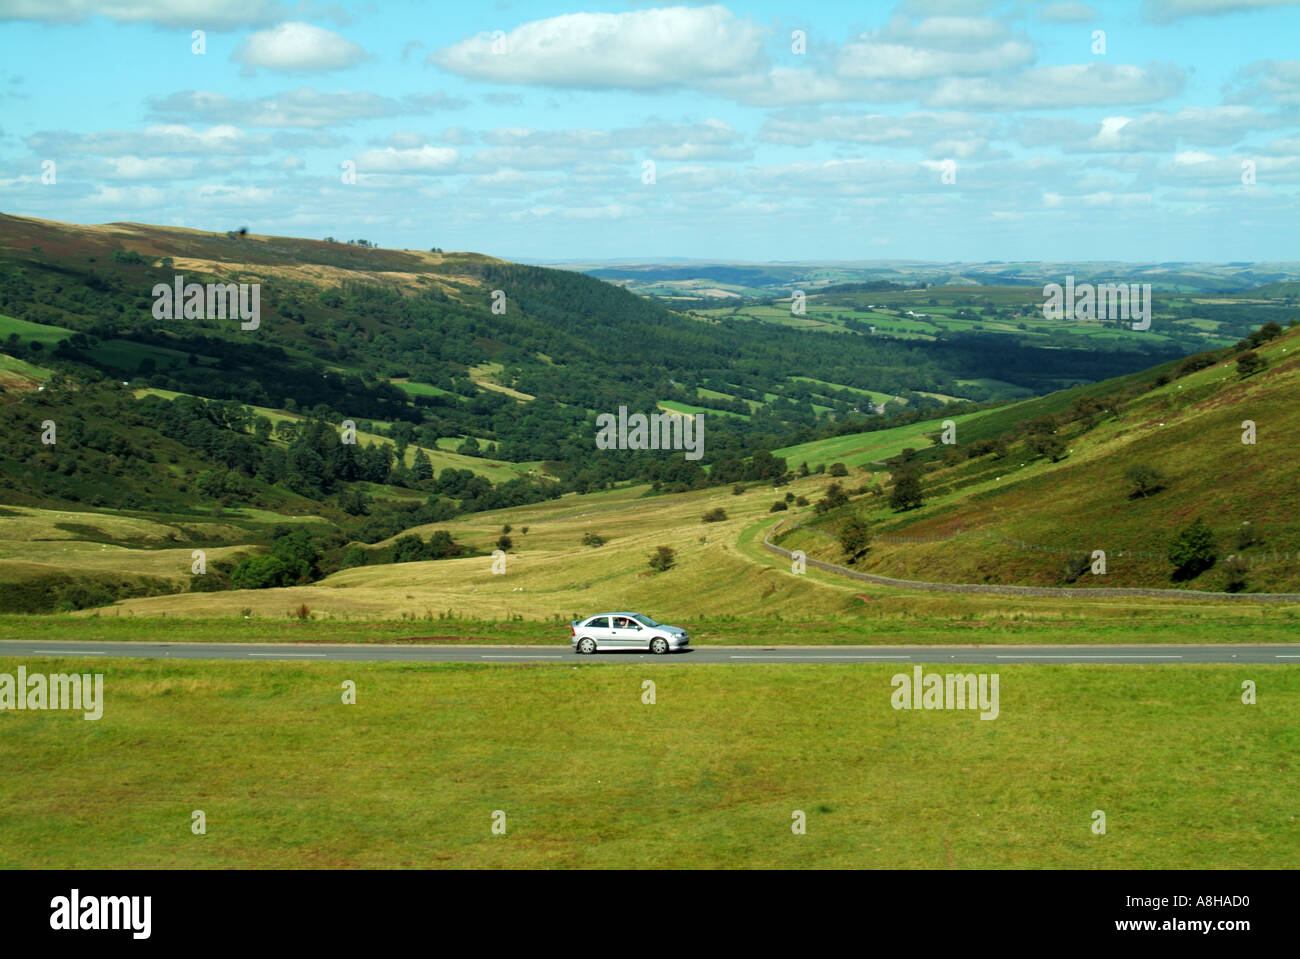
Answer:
[
  {"xmin": 730, "ymin": 654, "xmax": 912, "ymax": 660},
  {"xmin": 997, "ymin": 654, "xmax": 1182, "ymax": 660},
  {"xmin": 247, "ymin": 653, "xmax": 327, "ymax": 658},
  {"xmin": 1275, "ymin": 655, "xmax": 1300, "ymax": 659},
  {"xmin": 32, "ymin": 650, "xmax": 106, "ymax": 655},
  {"xmin": 480, "ymin": 655, "xmax": 564, "ymax": 659}
]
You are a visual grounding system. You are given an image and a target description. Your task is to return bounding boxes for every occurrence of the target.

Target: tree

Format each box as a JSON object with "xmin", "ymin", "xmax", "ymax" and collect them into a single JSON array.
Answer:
[
  {"xmin": 828, "ymin": 462, "xmax": 848, "ymax": 477},
  {"xmin": 496, "ymin": 535, "xmax": 513, "ymax": 552},
  {"xmin": 391, "ymin": 534, "xmax": 428, "ymax": 563},
  {"xmin": 338, "ymin": 488, "xmax": 370, "ymax": 516},
  {"xmin": 889, "ymin": 473, "xmax": 924, "ymax": 511},
  {"xmin": 1168, "ymin": 517, "xmax": 1217, "ymax": 580},
  {"xmin": 1125, "ymin": 463, "xmax": 1166, "ymax": 499},
  {"xmin": 838, "ymin": 515, "xmax": 871, "ymax": 563},
  {"xmin": 270, "ymin": 528, "xmax": 320, "ymax": 583},
  {"xmin": 230, "ymin": 554, "xmax": 294, "ymax": 589},
  {"xmin": 1222, "ymin": 556, "xmax": 1249, "ymax": 593},
  {"xmin": 814, "ymin": 481, "xmax": 849, "ymax": 514},
  {"xmin": 1237, "ymin": 351, "xmax": 1266, "ymax": 378},
  {"xmin": 648, "ymin": 546, "xmax": 676, "ymax": 572},
  {"xmin": 411, "ymin": 448, "xmax": 433, "ymax": 483},
  {"xmin": 1028, "ymin": 431, "xmax": 1066, "ymax": 462}
]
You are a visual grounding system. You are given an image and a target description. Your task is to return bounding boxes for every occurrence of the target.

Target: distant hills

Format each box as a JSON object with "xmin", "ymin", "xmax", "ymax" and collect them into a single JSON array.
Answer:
[{"xmin": 544, "ymin": 258, "xmax": 1300, "ymax": 300}]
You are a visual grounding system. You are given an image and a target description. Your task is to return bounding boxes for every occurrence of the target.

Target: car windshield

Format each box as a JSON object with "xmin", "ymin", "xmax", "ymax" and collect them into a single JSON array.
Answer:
[{"xmin": 631, "ymin": 614, "xmax": 660, "ymax": 627}]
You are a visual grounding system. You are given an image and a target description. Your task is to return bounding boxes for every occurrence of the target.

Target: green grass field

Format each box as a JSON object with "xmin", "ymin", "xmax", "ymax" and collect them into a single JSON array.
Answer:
[
  {"xmin": 2, "ymin": 657, "xmax": 1293, "ymax": 868},
  {"xmin": 0, "ymin": 313, "xmax": 74, "ymax": 346}
]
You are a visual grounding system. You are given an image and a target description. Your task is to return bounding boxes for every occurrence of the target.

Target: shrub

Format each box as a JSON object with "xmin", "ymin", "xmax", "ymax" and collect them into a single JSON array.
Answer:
[
  {"xmin": 1175, "ymin": 353, "xmax": 1217, "ymax": 378},
  {"xmin": 581, "ymin": 531, "xmax": 605, "ymax": 547},
  {"xmin": 795, "ymin": 495, "xmax": 809, "ymax": 507},
  {"xmin": 732, "ymin": 484, "xmax": 745, "ymax": 495},
  {"xmin": 828, "ymin": 462, "xmax": 848, "ymax": 477},
  {"xmin": 231, "ymin": 554, "xmax": 294, "ymax": 589},
  {"xmin": 496, "ymin": 535, "xmax": 512, "ymax": 552},
  {"xmin": 838, "ymin": 515, "xmax": 871, "ymax": 563},
  {"xmin": 1061, "ymin": 554, "xmax": 1091, "ymax": 584},
  {"xmin": 770, "ymin": 500, "xmax": 788, "ymax": 512},
  {"xmin": 1125, "ymin": 464, "xmax": 1167, "ymax": 499},
  {"xmin": 702, "ymin": 508, "xmax": 727, "ymax": 523},
  {"xmin": 1237, "ymin": 351, "xmax": 1266, "ymax": 378},
  {"xmin": 814, "ymin": 481, "xmax": 849, "ymax": 514},
  {"xmin": 1028, "ymin": 431, "xmax": 1067, "ymax": 462},
  {"xmin": 648, "ymin": 546, "xmax": 676, "ymax": 572},
  {"xmin": 1222, "ymin": 556, "xmax": 1249, "ymax": 593},
  {"xmin": 889, "ymin": 474, "xmax": 924, "ymax": 511},
  {"xmin": 1168, "ymin": 517, "xmax": 1217, "ymax": 580}
]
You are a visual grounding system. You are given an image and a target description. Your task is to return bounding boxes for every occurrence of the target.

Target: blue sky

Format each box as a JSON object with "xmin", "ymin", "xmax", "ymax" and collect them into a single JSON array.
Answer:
[{"xmin": 1, "ymin": 0, "xmax": 1298, "ymax": 262}]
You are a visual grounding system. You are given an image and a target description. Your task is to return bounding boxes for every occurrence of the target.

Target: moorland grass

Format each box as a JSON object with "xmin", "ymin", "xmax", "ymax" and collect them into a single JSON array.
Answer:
[{"xmin": 1, "ymin": 657, "xmax": 1294, "ymax": 868}]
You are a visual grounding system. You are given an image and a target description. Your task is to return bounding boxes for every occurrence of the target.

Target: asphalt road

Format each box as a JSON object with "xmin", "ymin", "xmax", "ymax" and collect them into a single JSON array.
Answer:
[{"xmin": 1, "ymin": 640, "xmax": 1297, "ymax": 664}]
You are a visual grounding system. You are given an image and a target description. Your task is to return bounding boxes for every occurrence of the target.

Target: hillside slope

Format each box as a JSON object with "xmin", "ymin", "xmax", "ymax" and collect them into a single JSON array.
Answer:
[{"xmin": 780, "ymin": 325, "xmax": 1300, "ymax": 592}]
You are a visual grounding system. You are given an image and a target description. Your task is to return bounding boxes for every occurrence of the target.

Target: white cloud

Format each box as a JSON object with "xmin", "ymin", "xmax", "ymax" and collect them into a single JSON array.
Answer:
[
  {"xmin": 929, "ymin": 62, "xmax": 1185, "ymax": 108},
  {"xmin": 233, "ymin": 22, "xmax": 366, "ymax": 71},
  {"xmin": 28, "ymin": 123, "xmax": 267, "ymax": 156},
  {"xmin": 0, "ymin": 0, "xmax": 283, "ymax": 29},
  {"xmin": 354, "ymin": 144, "xmax": 459, "ymax": 173},
  {"xmin": 1014, "ymin": 105, "xmax": 1288, "ymax": 150},
  {"xmin": 1144, "ymin": 0, "xmax": 1300, "ymax": 22},
  {"xmin": 80, "ymin": 184, "xmax": 168, "ymax": 206},
  {"xmin": 196, "ymin": 184, "xmax": 275, "ymax": 203},
  {"xmin": 836, "ymin": 16, "xmax": 1035, "ymax": 81},
  {"xmin": 1224, "ymin": 59, "xmax": 1300, "ymax": 105},
  {"xmin": 760, "ymin": 110, "xmax": 997, "ymax": 158},
  {"xmin": 148, "ymin": 89, "xmax": 464, "ymax": 128},
  {"xmin": 430, "ymin": 5, "xmax": 766, "ymax": 89},
  {"xmin": 102, "ymin": 155, "xmax": 197, "ymax": 179}
]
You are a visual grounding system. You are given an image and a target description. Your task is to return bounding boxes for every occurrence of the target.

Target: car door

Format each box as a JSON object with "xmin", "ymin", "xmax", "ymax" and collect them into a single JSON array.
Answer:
[
  {"xmin": 611, "ymin": 616, "xmax": 643, "ymax": 649},
  {"xmin": 584, "ymin": 616, "xmax": 610, "ymax": 649}
]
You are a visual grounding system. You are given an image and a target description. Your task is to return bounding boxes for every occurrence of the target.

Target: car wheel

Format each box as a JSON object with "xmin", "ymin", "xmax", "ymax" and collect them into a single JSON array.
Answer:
[
  {"xmin": 650, "ymin": 637, "xmax": 669, "ymax": 655},
  {"xmin": 578, "ymin": 637, "xmax": 597, "ymax": 654}
]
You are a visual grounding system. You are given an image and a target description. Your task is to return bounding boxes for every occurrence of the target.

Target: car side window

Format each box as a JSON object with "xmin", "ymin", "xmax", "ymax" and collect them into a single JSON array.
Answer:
[{"xmin": 588, "ymin": 617, "xmax": 609, "ymax": 629}]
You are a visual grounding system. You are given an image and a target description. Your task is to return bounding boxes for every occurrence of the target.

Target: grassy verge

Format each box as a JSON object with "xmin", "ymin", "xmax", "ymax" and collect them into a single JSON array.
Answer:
[
  {"xmin": 2, "ymin": 610, "xmax": 1299, "ymax": 646},
  {"xmin": 1, "ymin": 658, "xmax": 1294, "ymax": 868}
]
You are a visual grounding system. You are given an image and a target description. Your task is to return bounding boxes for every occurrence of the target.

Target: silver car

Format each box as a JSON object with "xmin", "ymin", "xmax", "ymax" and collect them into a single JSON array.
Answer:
[{"xmin": 570, "ymin": 612, "xmax": 690, "ymax": 655}]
